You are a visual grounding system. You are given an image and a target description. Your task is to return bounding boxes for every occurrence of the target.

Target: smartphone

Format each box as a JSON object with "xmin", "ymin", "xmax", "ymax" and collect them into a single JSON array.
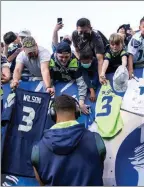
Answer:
[
  {"xmin": 60, "ymin": 36, "xmax": 63, "ymax": 42},
  {"xmin": 57, "ymin": 18, "xmax": 62, "ymax": 24},
  {"xmin": 87, "ymin": 105, "xmax": 91, "ymax": 113}
]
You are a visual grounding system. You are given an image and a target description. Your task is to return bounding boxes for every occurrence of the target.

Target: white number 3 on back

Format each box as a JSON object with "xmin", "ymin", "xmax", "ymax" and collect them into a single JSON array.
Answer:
[{"xmin": 18, "ymin": 106, "xmax": 35, "ymax": 132}]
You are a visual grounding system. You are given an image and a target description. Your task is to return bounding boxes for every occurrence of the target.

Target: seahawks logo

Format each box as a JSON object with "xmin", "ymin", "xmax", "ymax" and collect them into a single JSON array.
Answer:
[{"xmin": 131, "ymin": 39, "xmax": 141, "ymax": 48}]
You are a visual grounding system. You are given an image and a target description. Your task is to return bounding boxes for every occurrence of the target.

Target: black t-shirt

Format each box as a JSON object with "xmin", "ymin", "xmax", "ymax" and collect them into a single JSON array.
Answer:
[
  {"xmin": 72, "ymin": 30, "xmax": 105, "ymax": 57},
  {"xmin": 104, "ymin": 47, "xmax": 128, "ymax": 73}
]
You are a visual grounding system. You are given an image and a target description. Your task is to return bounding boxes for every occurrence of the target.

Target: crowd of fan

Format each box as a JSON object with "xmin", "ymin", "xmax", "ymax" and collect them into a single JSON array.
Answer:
[
  {"xmin": 1, "ymin": 17, "xmax": 144, "ymax": 186},
  {"xmin": 1, "ymin": 17, "xmax": 144, "ymax": 114}
]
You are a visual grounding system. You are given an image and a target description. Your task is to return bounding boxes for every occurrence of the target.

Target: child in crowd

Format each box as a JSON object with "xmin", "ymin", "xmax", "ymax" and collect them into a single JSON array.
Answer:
[
  {"xmin": 79, "ymin": 50, "xmax": 99, "ymax": 102},
  {"xmin": 99, "ymin": 33, "xmax": 128, "ymax": 84}
]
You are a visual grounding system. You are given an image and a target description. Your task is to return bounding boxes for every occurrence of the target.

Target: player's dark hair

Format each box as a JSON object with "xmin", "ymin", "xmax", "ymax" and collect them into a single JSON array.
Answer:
[
  {"xmin": 140, "ymin": 17, "xmax": 144, "ymax": 25},
  {"xmin": 54, "ymin": 94, "xmax": 76, "ymax": 113},
  {"xmin": 76, "ymin": 18, "xmax": 91, "ymax": 27},
  {"xmin": 80, "ymin": 49, "xmax": 93, "ymax": 60}
]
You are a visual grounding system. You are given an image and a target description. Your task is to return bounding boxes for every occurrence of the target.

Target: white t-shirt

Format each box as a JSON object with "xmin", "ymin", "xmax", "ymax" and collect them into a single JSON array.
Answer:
[
  {"xmin": 127, "ymin": 31, "xmax": 144, "ymax": 63},
  {"xmin": 16, "ymin": 46, "xmax": 51, "ymax": 77}
]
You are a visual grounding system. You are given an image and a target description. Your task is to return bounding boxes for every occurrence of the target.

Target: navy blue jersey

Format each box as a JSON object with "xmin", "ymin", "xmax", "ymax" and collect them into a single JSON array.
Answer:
[{"xmin": 1, "ymin": 88, "xmax": 53, "ymax": 177}]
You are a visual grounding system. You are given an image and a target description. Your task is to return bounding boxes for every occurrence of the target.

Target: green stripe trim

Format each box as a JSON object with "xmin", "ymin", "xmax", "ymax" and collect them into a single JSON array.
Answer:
[
  {"xmin": 51, "ymin": 120, "xmax": 78, "ymax": 129},
  {"xmin": 68, "ymin": 59, "xmax": 78, "ymax": 68},
  {"xmin": 49, "ymin": 59, "xmax": 55, "ymax": 67},
  {"xmin": 0, "ymin": 88, "xmax": 3, "ymax": 95}
]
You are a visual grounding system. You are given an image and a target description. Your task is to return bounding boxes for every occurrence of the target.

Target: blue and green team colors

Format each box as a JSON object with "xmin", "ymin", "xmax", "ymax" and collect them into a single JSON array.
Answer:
[
  {"xmin": 0, "ymin": 88, "xmax": 3, "ymax": 97},
  {"xmin": 95, "ymin": 81, "xmax": 123, "ymax": 138}
]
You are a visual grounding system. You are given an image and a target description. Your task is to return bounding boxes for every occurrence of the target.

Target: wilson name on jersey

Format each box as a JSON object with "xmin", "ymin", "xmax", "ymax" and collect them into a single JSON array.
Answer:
[{"xmin": 1, "ymin": 88, "xmax": 52, "ymax": 177}]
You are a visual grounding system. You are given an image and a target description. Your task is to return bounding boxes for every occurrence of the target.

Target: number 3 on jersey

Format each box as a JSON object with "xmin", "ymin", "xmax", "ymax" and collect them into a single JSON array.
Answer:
[
  {"xmin": 96, "ymin": 96, "xmax": 113, "ymax": 117},
  {"xmin": 137, "ymin": 49, "xmax": 144, "ymax": 62},
  {"xmin": 18, "ymin": 106, "xmax": 35, "ymax": 132}
]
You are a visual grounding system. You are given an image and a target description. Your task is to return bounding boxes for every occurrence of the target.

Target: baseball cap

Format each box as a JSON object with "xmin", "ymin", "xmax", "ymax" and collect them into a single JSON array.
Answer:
[
  {"xmin": 19, "ymin": 29, "xmax": 31, "ymax": 37},
  {"xmin": 113, "ymin": 65, "xmax": 129, "ymax": 92},
  {"xmin": 22, "ymin": 36, "xmax": 37, "ymax": 55},
  {"xmin": 56, "ymin": 41, "xmax": 71, "ymax": 54}
]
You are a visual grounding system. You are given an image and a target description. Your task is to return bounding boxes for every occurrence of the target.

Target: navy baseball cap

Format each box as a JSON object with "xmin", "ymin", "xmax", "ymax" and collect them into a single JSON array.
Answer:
[{"xmin": 56, "ymin": 42, "xmax": 71, "ymax": 54}]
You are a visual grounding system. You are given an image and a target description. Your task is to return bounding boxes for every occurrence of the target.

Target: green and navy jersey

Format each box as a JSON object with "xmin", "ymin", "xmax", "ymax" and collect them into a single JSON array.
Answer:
[
  {"xmin": 104, "ymin": 47, "xmax": 128, "ymax": 73},
  {"xmin": 95, "ymin": 82, "xmax": 124, "ymax": 138},
  {"xmin": 49, "ymin": 54, "xmax": 81, "ymax": 82},
  {"xmin": 49, "ymin": 54, "xmax": 87, "ymax": 101}
]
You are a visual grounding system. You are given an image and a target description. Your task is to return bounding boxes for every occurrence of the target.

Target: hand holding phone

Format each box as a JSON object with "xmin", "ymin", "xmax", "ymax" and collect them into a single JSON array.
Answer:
[{"xmin": 57, "ymin": 18, "xmax": 62, "ymax": 24}]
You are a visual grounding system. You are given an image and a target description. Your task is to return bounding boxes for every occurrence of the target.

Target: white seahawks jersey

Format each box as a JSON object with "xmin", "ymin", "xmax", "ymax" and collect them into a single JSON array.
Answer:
[
  {"xmin": 127, "ymin": 31, "xmax": 144, "ymax": 63},
  {"xmin": 121, "ymin": 78, "xmax": 144, "ymax": 116}
]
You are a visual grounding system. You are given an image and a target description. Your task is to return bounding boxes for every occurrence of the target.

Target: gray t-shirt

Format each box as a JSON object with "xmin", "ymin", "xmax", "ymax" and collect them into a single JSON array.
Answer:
[{"xmin": 16, "ymin": 46, "xmax": 51, "ymax": 77}]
